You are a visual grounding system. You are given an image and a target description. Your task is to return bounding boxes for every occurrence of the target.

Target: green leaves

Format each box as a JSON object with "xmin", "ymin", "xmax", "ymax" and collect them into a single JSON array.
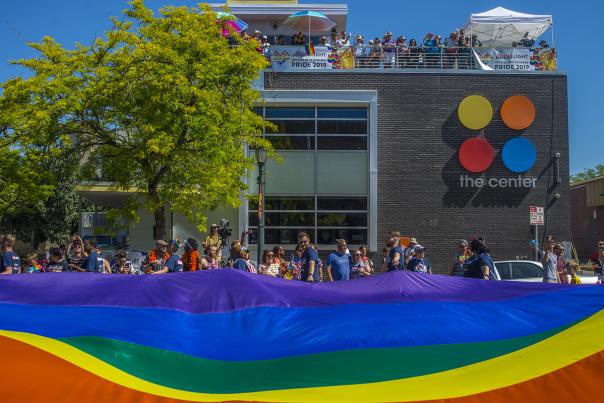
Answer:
[
  {"xmin": 570, "ymin": 164, "xmax": 604, "ymax": 183},
  {"xmin": 0, "ymin": 0, "xmax": 272, "ymax": 240}
]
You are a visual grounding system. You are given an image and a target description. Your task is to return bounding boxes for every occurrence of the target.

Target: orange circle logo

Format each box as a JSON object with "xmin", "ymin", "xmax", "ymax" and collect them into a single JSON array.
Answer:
[{"xmin": 500, "ymin": 95, "xmax": 536, "ymax": 130}]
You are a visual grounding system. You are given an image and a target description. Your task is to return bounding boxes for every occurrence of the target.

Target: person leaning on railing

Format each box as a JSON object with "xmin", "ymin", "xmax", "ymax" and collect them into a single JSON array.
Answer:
[
  {"xmin": 353, "ymin": 35, "xmax": 369, "ymax": 68},
  {"xmin": 407, "ymin": 38, "xmax": 422, "ymax": 68},
  {"xmin": 444, "ymin": 31, "xmax": 458, "ymax": 69},
  {"xmin": 368, "ymin": 38, "xmax": 383, "ymax": 68},
  {"xmin": 395, "ymin": 36, "xmax": 408, "ymax": 68},
  {"xmin": 381, "ymin": 31, "xmax": 396, "ymax": 68}
]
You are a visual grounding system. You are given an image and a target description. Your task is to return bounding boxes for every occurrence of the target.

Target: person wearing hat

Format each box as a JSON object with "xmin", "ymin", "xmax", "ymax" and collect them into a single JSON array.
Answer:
[
  {"xmin": 381, "ymin": 31, "xmax": 396, "ymax": 68},
  {"xmin": 403, "ymin": 238, "xmax": 418, "ymax": 268},
  {"xmin": 395, "ymin": 36, "xmax": 407, "ymax": 68},
  {"xmin": 143, "ymin": 240, "xmax": 170, "ymax": 273},
  {"xmin": 153, "ymin": 240, "xmax": 183, "ymax": 274},
  {"xmin": 232, "ymin": 246, "xmax": 256, "ymax": 273},
  {"xmin": 423, "ymin": 33, "xmax": 437, "ymax": 67},
  {"xmin": 203, "ymin": 224, "xmax": 223, "ymax": 261},
  {"xmin": 406, "ymin": 245, "xmax": 431, "ymax": 274},
  {"xmin": 354, "ymin": 34, "xmax": 368, "ymax": 67}
]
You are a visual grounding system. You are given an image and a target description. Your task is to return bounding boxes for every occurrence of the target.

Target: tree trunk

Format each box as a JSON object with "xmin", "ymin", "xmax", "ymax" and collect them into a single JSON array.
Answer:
[{"xmin": 153, "ymin": 205, "xmax": 166, "ymax": 241}]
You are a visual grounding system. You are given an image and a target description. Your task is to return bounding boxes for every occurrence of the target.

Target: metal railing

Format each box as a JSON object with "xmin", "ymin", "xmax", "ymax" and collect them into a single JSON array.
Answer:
[
  {"xmin": 263, "ymin": 45, "xmax": 557, "ymax": 72},
  {"xmin": 349, "ymin": 46, "xmax": 475, "ymax": 70},
  {"xmin": 265, "ymin": 45, "xmax": 476, "ymax": 71}
]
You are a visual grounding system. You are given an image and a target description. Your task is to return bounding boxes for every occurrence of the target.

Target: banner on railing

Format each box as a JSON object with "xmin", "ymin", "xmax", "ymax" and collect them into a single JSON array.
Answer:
[
  {"xmin": 270, "ymin": 46, "xmax": 354, "ymax": 71},
  {"xmin": 475, "ymin": 47, "xmax": 557, "ymax": 71}
]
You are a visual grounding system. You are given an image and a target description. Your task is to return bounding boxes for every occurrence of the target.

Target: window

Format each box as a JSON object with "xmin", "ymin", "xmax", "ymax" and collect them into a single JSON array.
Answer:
[
  {"xmin": 249, "ymin": 107, "xmax": 370, "ymax": 247},
  {"xmin": 267, "ymin": 136, "xmax": 315, "ymax": 150},
  {"xmin": 260, "ymin": 106, "xmax": 368, "ymax": 152},
  {"xmin": 249, "ymin": 196, "xmax": 368, "ymax": 247},
  {"xmin": 265, "ymin": 107, "xmax": 314, "ymax": 119},
  {"xmin": 269, "ymin": 120, "xmax": 315, "ymax": 134},
  {"xmin": 495, "ymin": 262, "xmax": 511, "ymax": 280},
  {"xmin": 317, "ymin": 136, "xmax": 367, "ymax": 150},
  {"xmin": 510, "ymin": 262, "xmax": 543, "ymax": 279}
]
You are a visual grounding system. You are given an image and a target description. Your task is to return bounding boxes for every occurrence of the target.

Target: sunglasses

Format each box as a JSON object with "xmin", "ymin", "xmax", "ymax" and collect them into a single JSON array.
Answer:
[{"xmin": 354, "ymin": 254, "xmax": 362, "ymax": 256}]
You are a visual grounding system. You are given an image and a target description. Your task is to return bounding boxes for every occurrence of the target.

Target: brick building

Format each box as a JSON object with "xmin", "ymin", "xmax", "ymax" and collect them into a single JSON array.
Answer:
[
  {"xmin": 255, "ymin": 71, "xmax": 569, "ymax": 272},
  {"xmin": 78, "ymin": 2, "xmax": 568, "ymax": 273}
]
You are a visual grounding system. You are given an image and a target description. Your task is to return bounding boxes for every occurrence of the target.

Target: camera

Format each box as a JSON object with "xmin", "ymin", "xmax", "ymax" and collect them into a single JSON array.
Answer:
[{"xmin": 218, "ymin": 219, "xmax": 232, "ymax": 242}]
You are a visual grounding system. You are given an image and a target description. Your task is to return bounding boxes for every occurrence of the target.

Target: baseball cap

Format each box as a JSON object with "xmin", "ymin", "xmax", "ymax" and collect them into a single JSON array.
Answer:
[
  {"xmin": 409, "ymin": 238, "xmax": 418, "ymax": 244},
  {"xmin": 210, "ymin": 224, "xmax": 219, "ymax": 228},
  {"xmin": 156, "ymin": 240, "xmax": 168, "ymax": 246},
  {"xmin": 413, "ymin": 245, "xmax": 426, "ymax": 253}
]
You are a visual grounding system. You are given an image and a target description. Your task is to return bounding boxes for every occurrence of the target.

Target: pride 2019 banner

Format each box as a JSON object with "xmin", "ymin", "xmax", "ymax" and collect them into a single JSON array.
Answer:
[
  {"xmin": 476, "ymin": 47, "xmax": 557, "ymax": 71},
  {"xmin": 270, "ymin": 45, "xmax": 354, "ymax": 71},
  {"xmin": 1, "ymin": 270, "xmax": 603, "ymax": 402}
]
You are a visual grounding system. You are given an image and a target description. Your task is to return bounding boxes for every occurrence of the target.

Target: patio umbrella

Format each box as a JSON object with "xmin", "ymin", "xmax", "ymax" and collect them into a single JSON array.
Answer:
[
  {"xmin": 216, "ymin": 11, "xmax": 248, "ymax": 36},
  {"xmin": 283, "ymin": 10, "xmax": 336, "ymax": 45}
]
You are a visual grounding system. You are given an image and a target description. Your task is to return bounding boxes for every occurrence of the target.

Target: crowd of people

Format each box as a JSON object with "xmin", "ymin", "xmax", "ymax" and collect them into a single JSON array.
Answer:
[
  {"xmin": 0, "ymin": 230, "xmax": 598, "ymax": 285},
  {"xmin": 238, "ymin": 27, "xmax": 550, "ymax": 69}
]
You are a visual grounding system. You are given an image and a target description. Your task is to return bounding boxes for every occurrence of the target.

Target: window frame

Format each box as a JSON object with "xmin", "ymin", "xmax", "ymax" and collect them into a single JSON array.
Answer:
[{"xmin": 244, "ymin": 91, "xmax": 378, "ymax": 252}]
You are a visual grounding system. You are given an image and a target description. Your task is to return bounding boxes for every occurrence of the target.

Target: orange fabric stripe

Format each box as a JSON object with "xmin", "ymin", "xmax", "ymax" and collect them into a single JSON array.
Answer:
[
  {"xmin": 409, "ymin": 350, "xmax": 604, "ymax": 403},
  {"xmin": 0, "ymin": 334, "xmax": 602, "ymax": 403}
]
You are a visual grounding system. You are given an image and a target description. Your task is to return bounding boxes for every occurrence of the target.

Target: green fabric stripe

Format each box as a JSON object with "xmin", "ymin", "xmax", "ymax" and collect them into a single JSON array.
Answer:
[{"xmin": 60, "ymin": 324, "xmax": 568, "ymax": 394}]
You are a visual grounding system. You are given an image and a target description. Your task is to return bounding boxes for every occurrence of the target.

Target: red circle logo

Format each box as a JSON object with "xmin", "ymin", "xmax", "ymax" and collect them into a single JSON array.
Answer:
[{"xmin": 458, "ymin": 137, "xmax": 494, "ymax": 173}]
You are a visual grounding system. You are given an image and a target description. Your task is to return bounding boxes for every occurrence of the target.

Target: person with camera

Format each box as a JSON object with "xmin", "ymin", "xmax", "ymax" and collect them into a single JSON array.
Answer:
[{"xmin": 203, "ymin": 224, "xmax": 223, "ymax": 261}]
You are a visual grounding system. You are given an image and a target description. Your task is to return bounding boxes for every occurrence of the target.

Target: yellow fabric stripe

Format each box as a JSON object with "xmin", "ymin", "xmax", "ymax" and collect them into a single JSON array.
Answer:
[{"xmin": 1, "ymin": 309, "xmax": 603, "ymax": 403}]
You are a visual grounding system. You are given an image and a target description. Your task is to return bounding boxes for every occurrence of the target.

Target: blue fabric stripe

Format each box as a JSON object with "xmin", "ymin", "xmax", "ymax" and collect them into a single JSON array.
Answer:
[{"xmin": 0, "ymin": 287, "xmax": 601, "ymax": 361}]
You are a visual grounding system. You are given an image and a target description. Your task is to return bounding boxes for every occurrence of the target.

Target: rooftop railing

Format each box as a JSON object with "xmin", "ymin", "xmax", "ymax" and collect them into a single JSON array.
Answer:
[{"xmin": 264, "ymin": 45, "xmax": 557, "ymax": 72}]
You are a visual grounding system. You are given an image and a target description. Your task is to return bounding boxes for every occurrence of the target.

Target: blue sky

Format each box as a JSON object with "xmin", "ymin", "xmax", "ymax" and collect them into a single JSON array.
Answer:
[{"xmin": 0, "ymin": 0, "xmax": 601, "ymax": 174}]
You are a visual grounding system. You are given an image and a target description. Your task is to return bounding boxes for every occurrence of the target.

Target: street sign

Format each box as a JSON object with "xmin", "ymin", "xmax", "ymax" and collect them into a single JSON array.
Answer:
[{"xmin": 529, "ymin": 206, "xmax": 544, "ymax": 225}]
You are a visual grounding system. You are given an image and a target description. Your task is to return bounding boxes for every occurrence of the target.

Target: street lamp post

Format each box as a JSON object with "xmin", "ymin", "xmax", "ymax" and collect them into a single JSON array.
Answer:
[{"xmin": 255, "ymin": 147, "xmax": 268, "ymax": 267}]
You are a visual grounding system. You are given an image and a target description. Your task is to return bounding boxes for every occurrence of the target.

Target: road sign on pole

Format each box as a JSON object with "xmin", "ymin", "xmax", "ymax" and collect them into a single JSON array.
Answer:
[
  {"xmin": 529, "ymin": 206, "xmax": 544, "ymax": 225},
  {"xmin": 530, "ymin": 206, "xmax": 544, "ymax": 261}
]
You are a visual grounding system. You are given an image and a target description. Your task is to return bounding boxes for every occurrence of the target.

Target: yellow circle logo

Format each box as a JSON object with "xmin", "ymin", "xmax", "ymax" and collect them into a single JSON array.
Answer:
[{"xmin": 457, "ymin": 95, "xmax": 493, "ymax": 130}]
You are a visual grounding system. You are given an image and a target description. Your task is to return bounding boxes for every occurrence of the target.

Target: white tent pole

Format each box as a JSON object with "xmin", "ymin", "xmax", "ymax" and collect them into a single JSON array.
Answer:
[{"xmin": 308, "ymin": 18, "xmax": 311, "ymax": 46}]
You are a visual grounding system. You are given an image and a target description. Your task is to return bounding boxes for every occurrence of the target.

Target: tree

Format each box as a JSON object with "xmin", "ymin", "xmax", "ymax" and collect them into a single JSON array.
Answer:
[
  {"xmin": 0, "ymin": 0, "xmax": 271, "ymax": 240},
  {"xmin": 570, "ymin": 164, "xmax": 604, "ymax": 183}
]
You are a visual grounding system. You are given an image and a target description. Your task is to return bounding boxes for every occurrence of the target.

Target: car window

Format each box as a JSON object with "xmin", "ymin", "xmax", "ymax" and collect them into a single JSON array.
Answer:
[
  {"xmin": 511, "ymin": 262, "xmax": 543, "ymax": 279},
  {"xmin": 496, "ymin": 262, "xmax": 511, "ymax": 280}
]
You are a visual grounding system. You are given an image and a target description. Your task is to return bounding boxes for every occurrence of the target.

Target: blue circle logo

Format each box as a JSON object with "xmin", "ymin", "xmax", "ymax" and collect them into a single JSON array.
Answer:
[{"xmin": 501, "ymin": 138, "xmax": 537, "ymax": 172}]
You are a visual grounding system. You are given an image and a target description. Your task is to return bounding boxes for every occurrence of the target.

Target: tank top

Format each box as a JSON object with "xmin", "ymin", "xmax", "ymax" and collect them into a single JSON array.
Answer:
[{"xmin": 205, "ymin": 256, "xmax": 220, "ymax": 270}]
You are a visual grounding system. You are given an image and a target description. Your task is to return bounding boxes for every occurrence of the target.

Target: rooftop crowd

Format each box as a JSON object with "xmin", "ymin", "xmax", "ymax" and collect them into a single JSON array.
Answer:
[
  {"xmin": 0, "ymin": 229, "xmax": 596, "ymax": 285},
  {"xmin": 240, "ymin": 27, "xmax": 550, "ymax": 69}
]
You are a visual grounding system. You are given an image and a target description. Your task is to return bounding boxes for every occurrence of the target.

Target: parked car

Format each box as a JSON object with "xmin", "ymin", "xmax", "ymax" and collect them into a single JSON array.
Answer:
[{"xmin": 493, "ymin": 260, "xmax": 599, "ymax": 284}]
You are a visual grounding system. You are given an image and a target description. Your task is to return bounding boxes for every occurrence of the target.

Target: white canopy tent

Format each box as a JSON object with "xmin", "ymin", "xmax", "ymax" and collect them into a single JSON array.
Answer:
[{"xmin": 463, "ymin": 7, "xmax": 553, "ymax": 47}]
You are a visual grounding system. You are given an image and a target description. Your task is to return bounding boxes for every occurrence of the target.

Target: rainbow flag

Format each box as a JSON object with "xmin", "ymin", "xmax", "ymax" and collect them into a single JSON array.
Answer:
[
  {"xmin": 306, "ymin": 42, "xmax": 315, "ymax": 56},
  {"xmin": 1, "ymin": 270, "xmax": 603, "ymax": 402}
]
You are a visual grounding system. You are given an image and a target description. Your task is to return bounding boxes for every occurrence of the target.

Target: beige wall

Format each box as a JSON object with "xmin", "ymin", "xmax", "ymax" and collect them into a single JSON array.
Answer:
[{"xmin": 128, "ymin": 206, "xmax": 239, "ymax": 252}]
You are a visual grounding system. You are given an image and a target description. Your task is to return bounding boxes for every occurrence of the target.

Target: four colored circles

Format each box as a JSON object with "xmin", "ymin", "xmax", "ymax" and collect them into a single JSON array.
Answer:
[{"xmin": 457, "ymin": 95, "xmax": 537, "ymax": 173}]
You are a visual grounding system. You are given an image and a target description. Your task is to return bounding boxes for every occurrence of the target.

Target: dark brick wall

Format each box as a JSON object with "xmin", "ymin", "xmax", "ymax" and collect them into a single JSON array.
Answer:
[{"xmin": 265, "ymin": 71, "xmax": 570, "ymax": 274}]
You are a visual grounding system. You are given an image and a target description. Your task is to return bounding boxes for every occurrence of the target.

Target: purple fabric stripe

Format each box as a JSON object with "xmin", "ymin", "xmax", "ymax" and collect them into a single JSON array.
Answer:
[{"xmin": 0, "ymin": 270, "xmax": 569, "ymax": 314}]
